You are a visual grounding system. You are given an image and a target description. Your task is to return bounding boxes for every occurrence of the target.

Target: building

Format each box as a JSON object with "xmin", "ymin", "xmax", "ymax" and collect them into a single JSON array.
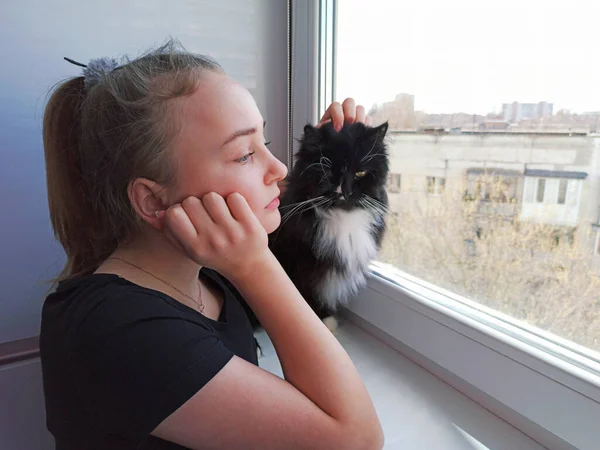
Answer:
[
  {"xmin": 370, "ymin": 93, "xmax": 417, "ymax": 131},
  {"xmin": 383, "ymin": 131, "xmax": 600, "ymax": 268},
  {"xmin": 502, "ymin": 101, "xmax": 554, "ymax": 123}
]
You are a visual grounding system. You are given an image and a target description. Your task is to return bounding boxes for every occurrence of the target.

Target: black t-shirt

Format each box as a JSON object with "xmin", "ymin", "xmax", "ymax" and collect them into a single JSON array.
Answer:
[{"xmin": 40, "ymin": 268, "xmax": 258, "ymax": 449}]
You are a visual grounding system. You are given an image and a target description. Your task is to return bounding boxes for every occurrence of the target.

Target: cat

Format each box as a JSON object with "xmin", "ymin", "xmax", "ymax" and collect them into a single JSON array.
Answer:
[{"xmin": 268, "ymin": 121, "xmax": 390, "ymax": 331}]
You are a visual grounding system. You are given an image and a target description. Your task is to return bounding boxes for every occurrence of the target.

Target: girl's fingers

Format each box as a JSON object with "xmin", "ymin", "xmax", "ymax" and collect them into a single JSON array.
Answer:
[
  {"xmin": 341, "ymin": 98, "xmax": 356, "ymax": 124},
  {"xmin": 355, "ymin": 105, "xmax": 366, "ymax": 124}
]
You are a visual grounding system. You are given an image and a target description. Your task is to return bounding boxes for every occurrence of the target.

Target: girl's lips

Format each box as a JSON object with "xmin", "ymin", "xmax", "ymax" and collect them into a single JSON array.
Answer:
[{"xmin": 266, "ymin": 197, "xmax": 280, "ymax": 209}]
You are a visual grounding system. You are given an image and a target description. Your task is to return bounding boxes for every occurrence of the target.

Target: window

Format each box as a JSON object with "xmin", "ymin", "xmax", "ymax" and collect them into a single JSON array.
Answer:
[
  {"xmin": 335, "ymin": 0, "xmax": 600, "ymax": 363},
  {"xmin": 536, "ymin": 178, "xmax": 546, "ymax": 203},
  {"xmin": 464, "ymin": 171, "xmax": 519, "ymax": 204},
  {"xmin": 426, "ymin": 176, "xmax": 445, "ymax": 195},
  {"xmin": 521, "ymin": 175, "xmax": 584, "ymax": 226},
  {"xmin": 331, "ymin": 1, "xmax": 600, "ymax": 447},
  {"xmin": 558, "ymin": 179, "xmax": 568, "ymax": 205}
]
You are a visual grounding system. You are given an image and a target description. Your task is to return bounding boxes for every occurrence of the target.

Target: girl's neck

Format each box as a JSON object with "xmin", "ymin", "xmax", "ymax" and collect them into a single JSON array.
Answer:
[{"xmin": 101, "ymin": 232, "xmax": 202, "ymax": 294}]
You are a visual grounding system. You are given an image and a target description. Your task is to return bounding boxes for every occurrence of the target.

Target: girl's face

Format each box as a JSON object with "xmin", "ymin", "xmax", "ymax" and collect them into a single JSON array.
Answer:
[{"xmin": 167, "ymin": 72, "xmax": 288, "ymax": 234}]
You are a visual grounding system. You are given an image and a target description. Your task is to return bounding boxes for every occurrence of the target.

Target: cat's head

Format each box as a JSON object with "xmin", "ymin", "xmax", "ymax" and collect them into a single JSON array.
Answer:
[{"xmin": 286, "ymin": 121, "xmax": 389, "ymax": 212}]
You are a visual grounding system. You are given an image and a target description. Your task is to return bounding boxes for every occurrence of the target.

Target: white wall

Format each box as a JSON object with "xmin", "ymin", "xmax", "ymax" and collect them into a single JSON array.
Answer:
[{"xmin": 0, "ymin": 0, "xmax": 289, "ymax": 344}]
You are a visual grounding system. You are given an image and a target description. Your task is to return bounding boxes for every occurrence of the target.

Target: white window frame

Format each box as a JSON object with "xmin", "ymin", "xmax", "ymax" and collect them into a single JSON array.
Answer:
[
  {"xmin": 297, "ymin": 1, "xmax": 600, "ymax": 448},
  {"xmin": 525, "ymin": 176, "xmax": 582, "ymax": 206}
]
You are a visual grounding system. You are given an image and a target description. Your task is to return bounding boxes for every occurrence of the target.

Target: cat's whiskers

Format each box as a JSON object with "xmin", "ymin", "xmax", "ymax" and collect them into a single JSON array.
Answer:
[
  {"xmin": 279, "ymin": 196, "xmax": 325, "ymax": 211},
  {"xmin": 316, "ymin": 172, "xmax": 330, "ymax": 188},
  {"xmin": 319, "ymin": 147, "xmax": 333, "ymax": 165},
  {"xmin": 292, "ymin": 197, "xmax": 334, "ymax": 227},
  {"xmin": 362, "ymin": 197, "xmax": 388, "ymax": 214},
  {"xmin": 278, "ymin": 197, "xmax": 331, "ymax": 230},
  {"xmin": 280, "ymin": 202, "xmax": 317, "ymax": 223},
  {"xmin": 318, "ymin": 157, "xmax": 332, "ymax": 184},
  {"xmin": 318, "ymin": 147, "xmax": 332, "ymax": 167},
  {"xmin": 364, "ymin": 195, "xmax": 388, "ymax": 209},
  {"xmin": 318, "ymin": 160, "xmax": 329, "ymax": 177},
  {"xmin": 358, "ymin": 203, "xmax": 384, "ymax": 220},
  {"xmin": 299, "ymin": 159, "xmax": 331, "ymax": 179},
  {"xmin": 360, "ymin": 129, "xmax": 381, "ymax": 163},
  {"xmin": 361, "ymin": 153, "xmax": 386, "ymax": 164},
  {"xmin": 359, "ymin": 196, "xmax": 388, "ymax": 218},
  {"xmin": 319, "ymin": 155, "xmax": 332, "ymax": 172},
  {"xmin": 280, "ymin": 196, "xmax": 326, "ymax": 222},
  {"xmin": 271, "ymin": 197, "xmax": 332, "ymax": 245}
]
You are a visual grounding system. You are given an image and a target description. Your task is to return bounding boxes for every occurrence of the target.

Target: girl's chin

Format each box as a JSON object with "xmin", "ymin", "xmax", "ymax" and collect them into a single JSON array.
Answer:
[{"xmin": 262, "ymin": 212, "xmax": 281, "ymax": 235}]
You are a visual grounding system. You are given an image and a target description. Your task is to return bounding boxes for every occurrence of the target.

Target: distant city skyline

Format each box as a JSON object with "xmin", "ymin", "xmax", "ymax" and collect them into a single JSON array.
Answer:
[{"xmin": 336, "ymin": 0, "xmax": 600, "ymax": 115}]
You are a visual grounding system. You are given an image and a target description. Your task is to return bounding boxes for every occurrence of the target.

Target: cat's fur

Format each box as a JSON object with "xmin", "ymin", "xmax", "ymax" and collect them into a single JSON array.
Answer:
[{"xmin": 268, "ymin": 121, "xmax": 390, "ymax": 323}]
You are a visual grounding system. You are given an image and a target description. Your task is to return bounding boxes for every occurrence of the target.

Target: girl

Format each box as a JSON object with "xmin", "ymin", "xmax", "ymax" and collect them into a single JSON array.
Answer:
[{"xmin": 40, "ymin": 40, "xmax": 383, "ymax": 450}]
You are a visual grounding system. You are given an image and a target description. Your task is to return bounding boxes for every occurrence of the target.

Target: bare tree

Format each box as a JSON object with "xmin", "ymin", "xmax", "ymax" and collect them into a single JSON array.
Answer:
[{"xmin": 380, "ymin": 176, "xmax": 600, "ymax": 352}]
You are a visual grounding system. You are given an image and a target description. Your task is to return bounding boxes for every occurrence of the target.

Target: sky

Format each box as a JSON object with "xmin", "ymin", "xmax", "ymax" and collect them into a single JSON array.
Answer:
[{"xmin": 335, "ymin": 0, "xmax": 600, "ymax": 115}]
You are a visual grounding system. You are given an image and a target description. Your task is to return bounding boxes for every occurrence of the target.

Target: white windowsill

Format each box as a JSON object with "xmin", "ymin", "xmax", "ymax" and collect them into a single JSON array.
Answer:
[
  {"xmin": 342, "ymin": 263, "xmax": 600, "ymax": 450},
  {"xmin": 257, "ymin": 321, "xmax": 544, "ymax": 450}
]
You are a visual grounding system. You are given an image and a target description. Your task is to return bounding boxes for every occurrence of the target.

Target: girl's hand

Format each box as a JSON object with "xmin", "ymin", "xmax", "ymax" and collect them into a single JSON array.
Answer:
[
  {"xmin": 160, "ymin": 192, "xmax": 270, "ymax": 280},
  {"xmin": 318, "ymin": 98, "xmax": 372, "ymax": 131}
]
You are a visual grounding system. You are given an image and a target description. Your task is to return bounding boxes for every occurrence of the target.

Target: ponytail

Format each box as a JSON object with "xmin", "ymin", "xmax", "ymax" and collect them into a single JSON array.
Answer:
[{"xmin": 43, "ymin": 77, "xmax": 116, "ymax": 282}]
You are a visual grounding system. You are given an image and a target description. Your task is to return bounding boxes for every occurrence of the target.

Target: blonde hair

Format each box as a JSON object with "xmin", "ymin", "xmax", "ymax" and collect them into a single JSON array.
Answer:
[{"xmin": 43, "ymin": 39, "xmax": 223, "ymax": 282}]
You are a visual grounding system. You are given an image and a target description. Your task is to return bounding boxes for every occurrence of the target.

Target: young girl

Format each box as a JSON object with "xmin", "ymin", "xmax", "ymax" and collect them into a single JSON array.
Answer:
[{"xmin": 40, "ymin": 41, "xmax": 383, "ymax": 450}]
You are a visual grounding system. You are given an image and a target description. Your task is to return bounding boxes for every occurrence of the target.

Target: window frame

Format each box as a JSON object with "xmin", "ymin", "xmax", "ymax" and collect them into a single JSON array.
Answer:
[
  {"xmin": 301, "ymin": 1, "xmax": 600, "ymax": 448},
  {"xmin": 345, "ymin": 265, "xmax": 600, "ymax": 449}
]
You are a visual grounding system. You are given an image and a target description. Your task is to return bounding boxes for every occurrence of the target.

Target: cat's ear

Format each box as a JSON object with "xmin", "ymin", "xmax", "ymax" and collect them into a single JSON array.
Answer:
[
  {"xmin": 364, "ymin": 121, "xmax": 389, "ymax": 148},
  {"xmin": 368, "ymin": 121, "xmax": 389, "ymax": 138},
  {"xmin": 301, "ymin": 124, "xmax": 321, "ymax": 150},
  {"xmin": 303, "ymin": 124, "xmax": 318, "ymax": 138}
]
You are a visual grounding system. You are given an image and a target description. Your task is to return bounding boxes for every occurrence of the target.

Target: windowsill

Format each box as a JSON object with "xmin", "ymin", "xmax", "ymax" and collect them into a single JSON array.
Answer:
[
  {"xmin": 342, "ymin": 264, "xmax": 600, "ymax": 449},
  {"xmin": 256, "ymin": 320, "xmax": 544, "ymax": 449}
]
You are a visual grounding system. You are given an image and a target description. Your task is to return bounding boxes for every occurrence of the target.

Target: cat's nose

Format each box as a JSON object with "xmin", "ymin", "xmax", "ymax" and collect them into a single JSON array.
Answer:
[{"xmin": 335, "ymin": 185, "xmax": 347, "ymax": 200}]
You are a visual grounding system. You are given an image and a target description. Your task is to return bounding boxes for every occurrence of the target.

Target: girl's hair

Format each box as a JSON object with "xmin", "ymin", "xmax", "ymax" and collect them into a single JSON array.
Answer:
[{"xmin": 43, "ymin": 39, "xmax": 223, "ymax": 282}]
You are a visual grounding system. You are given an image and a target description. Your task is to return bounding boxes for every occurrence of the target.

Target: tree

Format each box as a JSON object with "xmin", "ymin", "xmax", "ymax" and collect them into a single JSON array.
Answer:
[{"xmin": 379, "ymin": 175, "xmax": 600, "ymax": 352}]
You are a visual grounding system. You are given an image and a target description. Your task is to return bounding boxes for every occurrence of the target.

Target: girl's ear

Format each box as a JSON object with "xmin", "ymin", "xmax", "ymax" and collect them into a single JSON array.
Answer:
[{"xmin": 127, "ymin": 178, "xmax": 168, "ymax": 229}]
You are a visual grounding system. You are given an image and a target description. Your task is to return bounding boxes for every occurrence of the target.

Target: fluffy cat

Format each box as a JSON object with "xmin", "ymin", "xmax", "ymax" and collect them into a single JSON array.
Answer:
[{"xmin": 268, "ymin": 121, "xmax": 390, "ymax": 328}]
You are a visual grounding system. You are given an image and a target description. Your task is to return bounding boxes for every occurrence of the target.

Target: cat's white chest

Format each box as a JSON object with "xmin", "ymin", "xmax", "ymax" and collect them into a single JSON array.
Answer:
[
  {"xmin": 315, "ymin": 208, "xmax": 378, "ymax": 268},
  {"xmin": 314, "ymin": 208, "xmax": 379, "ymax": 307}
]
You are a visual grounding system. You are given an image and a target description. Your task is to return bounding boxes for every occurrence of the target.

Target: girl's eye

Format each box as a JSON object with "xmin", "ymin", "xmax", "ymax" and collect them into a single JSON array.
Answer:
[
  {"xmin": 236, "ymin": 151, "xmax": 256, "ymax": 164},
  {"xmin": 264, "ymin": 141, "xmax": 271, "ymax": 147}
]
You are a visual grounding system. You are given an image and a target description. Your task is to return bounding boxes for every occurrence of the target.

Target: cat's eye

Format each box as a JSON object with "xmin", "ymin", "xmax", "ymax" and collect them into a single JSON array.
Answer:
[{"xmin": 355, "ymin": 171, "xmax": 367, "ymax": 178}]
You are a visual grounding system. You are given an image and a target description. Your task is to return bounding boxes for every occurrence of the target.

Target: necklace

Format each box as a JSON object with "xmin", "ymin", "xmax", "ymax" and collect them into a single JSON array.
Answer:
[{"xmin": 106, "ymin": 257, "xmax": 205, "ymax": 314}]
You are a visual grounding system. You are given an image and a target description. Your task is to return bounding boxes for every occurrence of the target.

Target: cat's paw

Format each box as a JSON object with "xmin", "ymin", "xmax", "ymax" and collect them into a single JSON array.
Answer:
[{"xmin": 322, "ymin": 316, "xmax": 338, "ymax": 333}]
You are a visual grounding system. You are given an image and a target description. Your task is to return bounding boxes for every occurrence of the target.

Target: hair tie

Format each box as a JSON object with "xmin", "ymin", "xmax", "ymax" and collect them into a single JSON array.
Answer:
[{"xmin": 64, "ymin": 56, "xmax": 122, "ymax": 89}]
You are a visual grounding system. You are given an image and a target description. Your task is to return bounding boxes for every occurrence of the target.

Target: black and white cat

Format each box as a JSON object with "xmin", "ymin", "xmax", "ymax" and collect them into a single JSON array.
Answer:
[{"xmin": 269, "ymin": 121, "xmax": 390, "ymax": 330}]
